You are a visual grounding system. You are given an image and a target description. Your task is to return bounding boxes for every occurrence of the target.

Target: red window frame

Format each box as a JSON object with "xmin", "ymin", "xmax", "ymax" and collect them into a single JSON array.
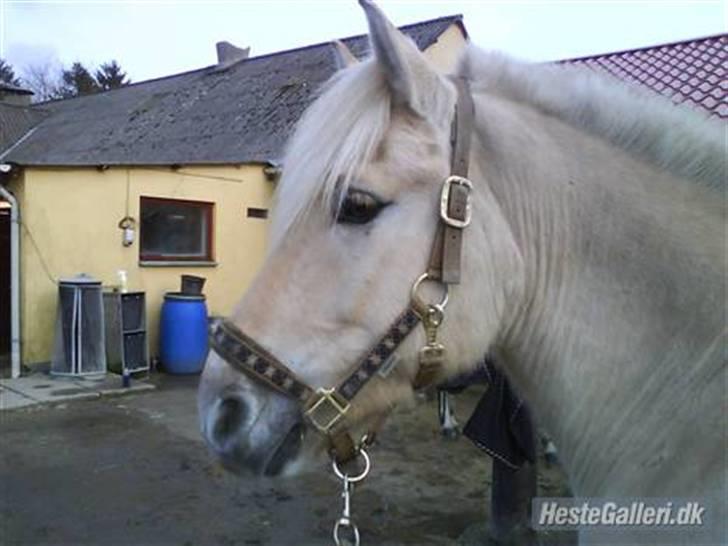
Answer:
[{"xmin": 139, "ymin": 196, "xmax": 214, "ymax": 262}]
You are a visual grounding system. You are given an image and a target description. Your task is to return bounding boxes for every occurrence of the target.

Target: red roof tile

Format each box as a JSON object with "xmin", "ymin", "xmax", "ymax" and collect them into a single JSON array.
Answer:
[{"xmin": 561, "ymin": 34, "xmax": 727, "ymax": 120}]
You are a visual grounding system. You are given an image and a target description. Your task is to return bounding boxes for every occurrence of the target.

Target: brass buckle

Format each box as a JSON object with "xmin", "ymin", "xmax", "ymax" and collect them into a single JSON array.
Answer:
[
  {"xmin": 305, "ymin": 388, "xmax": 351, "ymax": 434},
  {"xmin": 440, "ymin": 175, "xmax": 472, "ymax": 228}
]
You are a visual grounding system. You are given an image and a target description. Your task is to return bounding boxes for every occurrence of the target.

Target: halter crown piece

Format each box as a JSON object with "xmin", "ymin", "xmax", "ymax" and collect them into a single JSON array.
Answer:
[{"xmin": 209, "ymin": 77, "xmax": 474, "ymax": 464}]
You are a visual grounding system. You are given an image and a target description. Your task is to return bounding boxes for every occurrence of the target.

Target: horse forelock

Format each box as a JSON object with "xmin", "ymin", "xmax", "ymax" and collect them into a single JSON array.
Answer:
[
  {"xmin": 269, "ymin": 61, "xmax": 393, "ymax": 251},
  {"xmin": 460, "ymin": 45, "xmax": 724, "ymax": 191}
]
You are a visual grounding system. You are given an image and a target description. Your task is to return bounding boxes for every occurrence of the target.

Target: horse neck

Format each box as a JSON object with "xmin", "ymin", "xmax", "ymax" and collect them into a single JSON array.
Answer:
[{"xmin": 472, "ymin": 93, "xmax": 725, "ymax": 496}]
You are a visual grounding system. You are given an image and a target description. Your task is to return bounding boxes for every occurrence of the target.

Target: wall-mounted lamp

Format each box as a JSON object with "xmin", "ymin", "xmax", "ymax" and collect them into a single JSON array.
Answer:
[
  {"xmin": 118, "ymin": 216, "xmax": 136, "ymax": 247},
  {"xmin": 263, "ymin": 165, "xmax": 282, "ymax": 183}
]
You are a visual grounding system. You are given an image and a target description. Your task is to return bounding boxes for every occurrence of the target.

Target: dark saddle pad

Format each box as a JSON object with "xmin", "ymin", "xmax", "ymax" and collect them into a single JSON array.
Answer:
[{"xmin": 439, "ymin": 358, "xmax": 536, "ymax": 469}]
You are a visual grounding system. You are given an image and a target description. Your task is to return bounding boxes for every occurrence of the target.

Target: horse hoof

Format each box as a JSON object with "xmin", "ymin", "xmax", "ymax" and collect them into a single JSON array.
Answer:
[
  {"xmin": 441, "ymin": 426, "xmax": 460, "ymax": 440},
  {"xmin": 543, "ymin": 453, "xmax": 558, "ymax": 467}
]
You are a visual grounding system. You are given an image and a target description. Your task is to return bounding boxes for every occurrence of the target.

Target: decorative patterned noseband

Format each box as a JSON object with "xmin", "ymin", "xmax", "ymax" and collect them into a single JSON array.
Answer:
[
  {"xmin": 210, "ymin": 308, "xmax": 420, "ymax": 431},
  {"xmin": 209, "ymin": 77, "xmax": 474, "ymax": 463}
]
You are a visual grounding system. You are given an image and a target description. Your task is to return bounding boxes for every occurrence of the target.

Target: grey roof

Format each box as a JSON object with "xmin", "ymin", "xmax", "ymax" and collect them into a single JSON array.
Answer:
[
  {"xmin": 0, "ymin": 103, "xmax": 50, "ymax": 155},
  {"xmin": 2, "ymin": 15, "xmax": 464, "ymax": 167}
]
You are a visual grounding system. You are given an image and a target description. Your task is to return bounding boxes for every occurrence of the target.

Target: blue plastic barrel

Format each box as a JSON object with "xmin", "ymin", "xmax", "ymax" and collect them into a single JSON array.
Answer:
[{"xmin": 159, "ymin": 292, "xmax": 208, "ymax": 374}]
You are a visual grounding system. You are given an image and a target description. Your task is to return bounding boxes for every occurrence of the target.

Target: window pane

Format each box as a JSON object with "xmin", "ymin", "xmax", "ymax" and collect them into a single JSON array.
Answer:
[{"xmin": 140, "ymin": 198, "xmax": 211, "ymax": 260}]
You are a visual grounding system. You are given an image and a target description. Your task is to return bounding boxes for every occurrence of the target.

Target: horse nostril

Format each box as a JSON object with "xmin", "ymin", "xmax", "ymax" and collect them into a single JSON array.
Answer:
[{"xmin": 212, "ymin": 396, "xmax": 248, "ymax": 446}]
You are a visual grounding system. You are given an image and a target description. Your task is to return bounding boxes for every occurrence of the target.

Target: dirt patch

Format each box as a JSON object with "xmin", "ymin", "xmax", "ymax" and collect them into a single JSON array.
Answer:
[{"xmin": 0, "ymin": 375, "xmax": 573, "ymax": 545}]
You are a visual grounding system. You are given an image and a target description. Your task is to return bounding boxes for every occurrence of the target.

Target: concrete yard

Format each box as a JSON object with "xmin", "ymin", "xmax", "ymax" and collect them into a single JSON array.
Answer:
[
  {"xmin": 1, "ymin": 374, "xmax": 573, "ymax": 546},
  {"xmin": 0, "ymin": 373, "xmax": 155, "ymax": 410}
]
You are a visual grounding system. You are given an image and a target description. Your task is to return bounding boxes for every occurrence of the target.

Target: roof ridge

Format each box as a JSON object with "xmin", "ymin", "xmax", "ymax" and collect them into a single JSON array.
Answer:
[
  {"xmin": 557, "ymin": 33, "xmax": 726, "ymax": 63},
  {"xmin": 33, "ymin": 14, "xmax": 463, "ymax": 107},
  {"xmin": 203, "ymin": 14, "xmax": 463, "ymax": 73}
]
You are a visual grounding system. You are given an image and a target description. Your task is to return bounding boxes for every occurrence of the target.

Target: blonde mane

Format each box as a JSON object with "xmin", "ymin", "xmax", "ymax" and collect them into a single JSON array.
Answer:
[
  {"xmin": 271, "ymin": 43, "xmax": 723, "ymax": 250},
  {"xmin": 461, "ymin": 46, "xmax": 724, "ymax": 190}
]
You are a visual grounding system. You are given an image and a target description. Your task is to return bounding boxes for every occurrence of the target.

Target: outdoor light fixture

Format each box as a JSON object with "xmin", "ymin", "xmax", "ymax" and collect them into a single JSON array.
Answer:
[
  {"xmin": 263, "ymin": 165, "xmax": 282, "ymax": 182},
  {"xmin": 118, "ymin": 216, "xmax": 136, "ymax": 247}
]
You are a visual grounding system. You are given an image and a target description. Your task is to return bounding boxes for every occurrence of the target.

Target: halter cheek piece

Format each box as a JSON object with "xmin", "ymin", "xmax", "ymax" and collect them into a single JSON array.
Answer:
[{"xmin": 209, "ymin": 77, "xmax": 474, "ymax": 464}]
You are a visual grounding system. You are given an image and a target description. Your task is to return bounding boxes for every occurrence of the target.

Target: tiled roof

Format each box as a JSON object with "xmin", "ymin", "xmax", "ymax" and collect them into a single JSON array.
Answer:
[
  {"xmin": 0, "ymin": 15, "xmax": 464, "ymax": 167},
  {"xmin": 561, "ymin": 34, "xmax": 727, "ymax": 119}
]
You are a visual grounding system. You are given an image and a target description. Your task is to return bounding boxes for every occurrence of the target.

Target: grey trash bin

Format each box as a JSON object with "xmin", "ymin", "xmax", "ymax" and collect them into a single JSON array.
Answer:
[{"xmin": 51, "ymin": 274, "xmax": 107, "ymax": 377}]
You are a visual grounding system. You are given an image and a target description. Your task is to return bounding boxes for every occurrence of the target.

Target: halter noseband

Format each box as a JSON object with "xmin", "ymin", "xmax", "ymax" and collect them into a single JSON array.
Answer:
[{"xmin": 209, "ymin": 77, "xmax": 474, "ymax": 463}]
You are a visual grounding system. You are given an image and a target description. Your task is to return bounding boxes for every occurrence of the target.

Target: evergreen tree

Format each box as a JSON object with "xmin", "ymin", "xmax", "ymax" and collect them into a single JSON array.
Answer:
[
  {"xmin": 20, "ymin": 59, "xmax": 131, "ymax": 101},
  {"xmin": 57, "ymin": 62, "xmax": 101, "ymax": 98},
  {"xmin": 95, "ymin": 60, "xmax": 130, "ymax": 90}
]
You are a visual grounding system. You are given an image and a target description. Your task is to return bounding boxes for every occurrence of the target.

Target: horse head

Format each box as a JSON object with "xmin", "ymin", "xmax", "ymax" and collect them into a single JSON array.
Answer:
[{"xmin": 198, "ymin": 0, "xmax": 523, "ymax": 476}]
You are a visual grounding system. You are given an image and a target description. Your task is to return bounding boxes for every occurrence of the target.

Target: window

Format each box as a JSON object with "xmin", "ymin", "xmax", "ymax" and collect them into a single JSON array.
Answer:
[{"xmin": 140, "ymin": 197, "xmax": 214, "ymax": 263}]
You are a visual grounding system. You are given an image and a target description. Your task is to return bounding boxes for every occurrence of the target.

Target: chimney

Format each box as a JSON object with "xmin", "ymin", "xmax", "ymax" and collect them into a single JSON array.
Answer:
[
  {"xmin": 216, "ymin": 41, "xmax": 250, "ymax": 67},
  {"xmin": 0, "ymin": 83, "xmax": 33, "ymax": 106}
]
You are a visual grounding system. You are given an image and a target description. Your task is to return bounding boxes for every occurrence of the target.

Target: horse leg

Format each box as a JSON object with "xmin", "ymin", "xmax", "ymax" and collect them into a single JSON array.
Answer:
[
  {"xmin": 437, "ymin": 390, "xmax": 460, "ymax": 439},
  {"xmin": 490, "ymin": 457, "xmax": 539, "ymax": 545},
  {"xmin": 541, "ymin": 434, "xmax": 558, "ymax": 466}
]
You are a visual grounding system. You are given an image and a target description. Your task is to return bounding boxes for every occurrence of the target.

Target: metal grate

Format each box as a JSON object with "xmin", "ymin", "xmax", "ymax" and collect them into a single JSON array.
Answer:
[
  {"xmin": 121, "ymin": 293, "xmax": 145, "ymax": 331},
  {"xmin": 122, "ymin": 332, "xmax": 147, "ymax": 371}
]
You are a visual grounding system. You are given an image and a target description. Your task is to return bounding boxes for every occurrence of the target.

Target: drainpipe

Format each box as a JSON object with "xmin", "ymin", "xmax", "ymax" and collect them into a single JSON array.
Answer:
[{"xmin": 0, "ymin": 169, "xmax": 21, "ymax": 378}]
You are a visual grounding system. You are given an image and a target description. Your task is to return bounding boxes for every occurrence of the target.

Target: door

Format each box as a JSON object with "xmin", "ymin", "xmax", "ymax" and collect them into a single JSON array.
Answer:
[{"xmin": 0, "ymin": 205, "xmax": 10, "ymax": 369}]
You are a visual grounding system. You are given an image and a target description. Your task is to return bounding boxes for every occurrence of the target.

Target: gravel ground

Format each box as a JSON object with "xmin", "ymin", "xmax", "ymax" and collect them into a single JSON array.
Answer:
[{"xmin": 0, "ymin": 374, "xmax": 574, "ymax": 546}]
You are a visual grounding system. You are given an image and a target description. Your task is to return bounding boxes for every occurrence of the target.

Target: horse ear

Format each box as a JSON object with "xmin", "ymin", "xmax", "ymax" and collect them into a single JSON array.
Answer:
[
  {"xmin": 359, "ymin": 0, "xmax": 439, "ymax": 113},
  {"xmin": 332, "ymin": 40, "xmax": 359, "ymax": 69}
]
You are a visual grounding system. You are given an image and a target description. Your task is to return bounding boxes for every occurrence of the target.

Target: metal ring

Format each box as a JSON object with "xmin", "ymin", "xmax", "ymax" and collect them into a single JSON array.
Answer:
[
  {"xmin": 411, "ymin": 272, "xmax": 449, "ymax": 312},
  {"xmin": 332, "ymin": 448, "xmax": 371, "ymax": 483},
  {"xmin": 333, "ymin": 518, "xmax": 360, "ymax": 546}
]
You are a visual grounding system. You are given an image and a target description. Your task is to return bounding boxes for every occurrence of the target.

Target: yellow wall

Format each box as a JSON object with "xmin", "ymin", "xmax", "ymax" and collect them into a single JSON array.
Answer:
[
  {"xmin": 17, "ymin": 165, "xmax": 273, "ymax": 365},
  {"xmin": 423, "ymin": 23, "xmax": 467, "ymax": 74}
]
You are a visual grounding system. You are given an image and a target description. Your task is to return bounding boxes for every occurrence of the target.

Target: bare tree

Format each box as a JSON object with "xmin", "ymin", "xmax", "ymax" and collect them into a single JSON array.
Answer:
[{"xmin": 20, "ymin": 61, "xmax": 63, "ymax": 102}]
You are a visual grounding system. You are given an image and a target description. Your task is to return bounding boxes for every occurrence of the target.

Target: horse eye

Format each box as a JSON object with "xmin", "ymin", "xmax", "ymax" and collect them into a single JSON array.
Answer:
[{"xmin": 336, "ymin": 190, "xmax": 387, "ymax": 225}]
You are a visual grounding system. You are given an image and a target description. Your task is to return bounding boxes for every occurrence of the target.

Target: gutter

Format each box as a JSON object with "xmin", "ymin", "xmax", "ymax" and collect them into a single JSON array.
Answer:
[{"xmin": 0, "ymin": 164, "xmax": 21, "ymax": 378}]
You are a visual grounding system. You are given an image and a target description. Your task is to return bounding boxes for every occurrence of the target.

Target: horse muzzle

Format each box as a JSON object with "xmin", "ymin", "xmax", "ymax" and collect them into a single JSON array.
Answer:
[{"xmin": 200, "ymin": 386, "xmax": 306, "ymax": 477}]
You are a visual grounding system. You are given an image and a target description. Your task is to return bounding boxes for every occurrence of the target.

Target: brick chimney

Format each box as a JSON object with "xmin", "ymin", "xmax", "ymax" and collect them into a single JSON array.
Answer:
[{"xmin": 216, "ymin": 41, "xmax": 250, "ymax": 69}]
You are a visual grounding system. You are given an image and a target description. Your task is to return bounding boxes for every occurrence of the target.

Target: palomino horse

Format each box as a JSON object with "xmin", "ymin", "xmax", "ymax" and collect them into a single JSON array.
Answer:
[{"xmin": 199, "ymin": 1, "xmax": 725, "ymax": 543}]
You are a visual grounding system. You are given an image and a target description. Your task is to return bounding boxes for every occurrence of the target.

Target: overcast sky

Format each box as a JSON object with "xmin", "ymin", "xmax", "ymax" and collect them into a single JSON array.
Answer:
[{"xmin": 2, "ymin": 0, "xmax": 725, "ymax": 84}]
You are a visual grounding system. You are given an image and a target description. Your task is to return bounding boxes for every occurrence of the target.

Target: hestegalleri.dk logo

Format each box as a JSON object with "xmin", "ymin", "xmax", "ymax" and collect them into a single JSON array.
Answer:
[{"xmin": 533, "ymin": 498, "xmax": 706, "ymax": 529}]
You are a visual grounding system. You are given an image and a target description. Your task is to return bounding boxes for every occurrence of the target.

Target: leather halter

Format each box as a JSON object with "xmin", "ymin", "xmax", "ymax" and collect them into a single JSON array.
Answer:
[{"xmin": 209, "ymin": 77, "xmax": 474, "ymax": 463}]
